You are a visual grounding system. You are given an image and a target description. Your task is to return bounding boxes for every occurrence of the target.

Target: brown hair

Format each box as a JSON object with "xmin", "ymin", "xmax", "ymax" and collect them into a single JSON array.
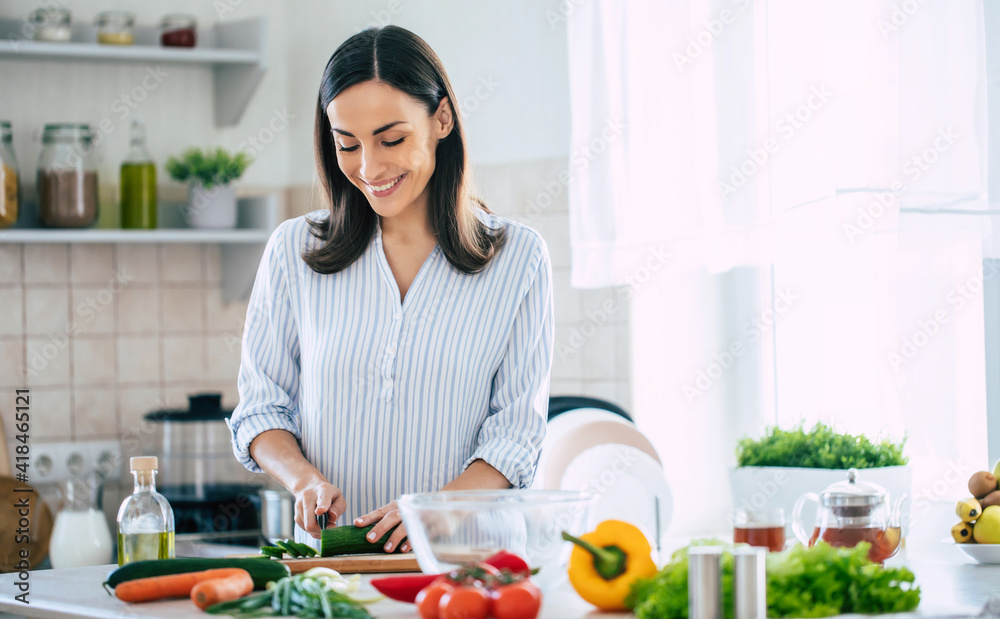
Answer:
[{"xmin": 304, "ymin": 26, "xmax": 505, "ymax": 274}]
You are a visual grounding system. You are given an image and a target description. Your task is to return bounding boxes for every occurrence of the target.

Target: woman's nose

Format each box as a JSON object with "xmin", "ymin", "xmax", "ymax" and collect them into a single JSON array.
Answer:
[{"xmin": 360, "ymin": 148, "xmax": 386, "ymax": 180}]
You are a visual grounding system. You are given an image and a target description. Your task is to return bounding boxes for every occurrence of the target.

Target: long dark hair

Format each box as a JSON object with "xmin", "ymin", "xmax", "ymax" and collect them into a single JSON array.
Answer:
[{"xmin": 304, "ymin": 26, "xmax": 505, "ymax": 274}]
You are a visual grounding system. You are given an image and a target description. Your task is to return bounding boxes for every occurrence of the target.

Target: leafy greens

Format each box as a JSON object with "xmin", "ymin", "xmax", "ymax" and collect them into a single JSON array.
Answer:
[
  {"xmin": 627, "ymin": 541, "xmax": 920, "ymax": 619},
  {"xmin": 736, "ymin": 422, "xmax": 908, "ymax": 469}
]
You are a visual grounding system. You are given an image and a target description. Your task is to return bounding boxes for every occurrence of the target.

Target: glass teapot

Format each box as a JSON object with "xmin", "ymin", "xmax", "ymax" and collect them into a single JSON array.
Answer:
[{"xmin": 791, "ymin": 468, "xmax": 907, "ymax": 563}]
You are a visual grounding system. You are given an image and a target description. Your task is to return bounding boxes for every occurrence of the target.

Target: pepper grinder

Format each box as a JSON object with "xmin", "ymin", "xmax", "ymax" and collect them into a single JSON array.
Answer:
[{"xmin": 688, "ymin": 547, "xmax": 723, "ymax": 619}]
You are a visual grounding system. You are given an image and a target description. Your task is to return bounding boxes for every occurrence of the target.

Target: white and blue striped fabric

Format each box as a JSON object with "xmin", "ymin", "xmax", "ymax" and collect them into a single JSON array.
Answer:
[{"xmin": 227, "ymin": 207, "xmax": 554, "ymax": 534}]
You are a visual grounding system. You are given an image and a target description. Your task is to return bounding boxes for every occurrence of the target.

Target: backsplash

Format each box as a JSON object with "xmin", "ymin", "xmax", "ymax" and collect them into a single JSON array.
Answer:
[{"xmin": 0, "ymin": 157, "xmax": 632, "ymax": 454}]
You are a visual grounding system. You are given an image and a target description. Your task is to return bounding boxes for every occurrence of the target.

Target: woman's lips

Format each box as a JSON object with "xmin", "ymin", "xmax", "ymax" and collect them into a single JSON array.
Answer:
[{"xmin": 365, "ymin": 173, "xmax": 406, "ymax": 197}]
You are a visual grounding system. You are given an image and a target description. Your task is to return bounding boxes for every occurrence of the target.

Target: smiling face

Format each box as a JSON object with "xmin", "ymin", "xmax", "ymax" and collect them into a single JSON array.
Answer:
[{"xmin": 326, "ymin": 80, "xmax": 453, "ymax": 222}]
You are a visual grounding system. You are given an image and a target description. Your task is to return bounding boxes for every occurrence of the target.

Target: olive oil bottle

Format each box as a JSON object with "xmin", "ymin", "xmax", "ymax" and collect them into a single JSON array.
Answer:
[
  {"xmin": 120, "ymin": 119, "xmax": 157, "ymax": 229},
  {"xmin": 116, "ymin": 456, "xmax": 175, "ymax": 566}
]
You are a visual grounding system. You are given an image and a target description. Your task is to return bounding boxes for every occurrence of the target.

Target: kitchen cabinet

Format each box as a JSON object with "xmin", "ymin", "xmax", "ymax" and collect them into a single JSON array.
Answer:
[
  {"xmin": 0, "ymin": 546, "xmax": 997, "ymax": 618},
  {"xmin": 0, "ymin": 17, "xmax": 267, "ymax": 127}
]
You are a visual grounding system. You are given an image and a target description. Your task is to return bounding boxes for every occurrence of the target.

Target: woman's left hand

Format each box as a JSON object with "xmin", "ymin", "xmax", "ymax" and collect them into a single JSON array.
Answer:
[{"xmin": 355, "ymin": 501, "xmax": 410, "ymax": 553}]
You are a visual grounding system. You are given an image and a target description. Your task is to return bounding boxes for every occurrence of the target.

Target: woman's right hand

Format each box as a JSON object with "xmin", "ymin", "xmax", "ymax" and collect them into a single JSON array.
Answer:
[{"xmin": 292, "ymin": 478, "xmax": 348, "ymax": 539}]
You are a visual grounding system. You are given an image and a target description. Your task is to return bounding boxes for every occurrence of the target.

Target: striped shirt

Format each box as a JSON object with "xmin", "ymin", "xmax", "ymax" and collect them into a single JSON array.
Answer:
[{"xmin": 227, "ymin": 207, "xmax": 553, "ymax": 536}]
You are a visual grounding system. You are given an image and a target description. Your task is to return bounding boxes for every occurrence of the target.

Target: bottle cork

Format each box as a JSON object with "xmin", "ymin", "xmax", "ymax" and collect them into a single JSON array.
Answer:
[{"xmin": 130, "ymin": 456, "xmax": 158, "ymax": 471}]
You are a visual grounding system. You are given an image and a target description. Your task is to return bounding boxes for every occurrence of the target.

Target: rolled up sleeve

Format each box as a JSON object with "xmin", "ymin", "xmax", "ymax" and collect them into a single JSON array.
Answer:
[
  {"xmin": 466, "ymin": 241, "xmax": 553, "ymax": 488},
  {"xmin": 227, "ymin": 224, "xmax": 302, "ymax": 474}
]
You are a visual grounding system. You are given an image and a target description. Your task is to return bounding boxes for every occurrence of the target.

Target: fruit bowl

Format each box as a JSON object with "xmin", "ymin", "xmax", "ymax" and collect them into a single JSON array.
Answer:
[
  {"xmin": 397, "ymin": 489, "xmax": 596, "ymax": 591},
  {"xmin": 957, "ymin": 544, "xmax": 1000, "ymax": 564}
]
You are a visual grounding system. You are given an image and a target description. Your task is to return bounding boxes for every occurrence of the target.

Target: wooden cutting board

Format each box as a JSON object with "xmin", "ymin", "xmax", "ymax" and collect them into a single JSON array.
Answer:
[
  {"xmin": 226, "ymin": 552, "xmax": 421, "ymax": 574},
  {"xmin": 0, "ymin": 476, "xmax": 54, "ymax": 572}
]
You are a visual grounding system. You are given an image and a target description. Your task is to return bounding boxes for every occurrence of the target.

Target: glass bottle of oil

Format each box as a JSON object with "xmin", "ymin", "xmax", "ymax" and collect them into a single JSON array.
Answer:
[
  {"xmin": 120, "ymin": 118, "xmax": 157, "ymax": 229},
  {"xmin": 116, "ymin": 456, "xmax": 175, "ymax": 566}
]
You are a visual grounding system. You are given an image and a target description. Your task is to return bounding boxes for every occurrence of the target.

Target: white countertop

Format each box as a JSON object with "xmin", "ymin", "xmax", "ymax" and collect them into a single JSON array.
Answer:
[{"xmin": 0, "ymin": 544, "xmax": 995, "ymax": 618}]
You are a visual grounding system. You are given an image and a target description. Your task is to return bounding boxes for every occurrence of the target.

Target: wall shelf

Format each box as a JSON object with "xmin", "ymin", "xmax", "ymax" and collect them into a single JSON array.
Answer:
[
  {"xmin": 0, "ymin": 17, "xmax": 267, "ymax": 126},
  {"xmin": 0, "ymin": 195, "xmax": 278, "ymax": 301}
]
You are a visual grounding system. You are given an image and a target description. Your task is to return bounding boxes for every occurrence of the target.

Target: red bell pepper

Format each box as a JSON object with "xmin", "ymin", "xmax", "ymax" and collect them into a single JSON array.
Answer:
[{"xmin": 370, "ymin": 551, "xmax": 532, "ymax": 603}]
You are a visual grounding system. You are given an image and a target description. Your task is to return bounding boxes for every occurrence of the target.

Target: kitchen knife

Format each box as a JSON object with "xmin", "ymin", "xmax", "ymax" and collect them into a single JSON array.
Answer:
[{"xmin": 316, "ymin": 512, "xmax": 328, "ymax": 530}]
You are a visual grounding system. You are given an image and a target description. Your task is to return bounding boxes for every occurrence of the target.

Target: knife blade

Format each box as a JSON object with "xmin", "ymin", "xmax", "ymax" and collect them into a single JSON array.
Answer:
[{"xmin": 317, "ymin": 512, "xmax": 328, "ymax": 531}]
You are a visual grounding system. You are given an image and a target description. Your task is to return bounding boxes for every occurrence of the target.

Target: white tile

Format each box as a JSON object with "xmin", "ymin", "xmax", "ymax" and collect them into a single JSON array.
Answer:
[
  {"xmin": 29, "ymin": 388, "xmax": 72, "ymax": 440},
  {"xmin": 116, "ymin": 244, "xmax": 158, "ymax": 284},
  {"xmin": 205, "ymin": 335, "xmax": 242, "ymax": 383},
  {"xmin": 70, "ymin": 245, "xmax": 115, "ymax": 284},
  {"xmin": 552, "ymin": 325, "xmax": 583, "ymax": 381},
  {"xmin": 0, "ymin": 287, "xmax": 23, "ymax": 336},
  {"xmin": 70, "ymin": 286, "xmax": 116, "ymax": 335},
  {"xmin": 549, "ymin": 379, "xmax": 584, "ymax": 397},
  {"xmin": 0, "ymin": 245, "xmax": 22, "ymax": 283},
  {"xmin": 532, "ymin": 212, "xmax": 571, "ymax": 269},
  {"xmin": 23, "ymin": 244, "xmax": 69, "ymax": 284},
  {"xmin": 205, "ymin": 288, "xmax": 248, "ymax": 333},
  {"xmin": 580, "ymin": 323, "xmax": 617, "ymax": 380},
  {"xmin": 160, "ymin": 245, "xmax": 203, "ymax": 283},
  {"xmin": 582, "ymin": 287, "xmax": 630, "ymax": 325},
  {"xmin": 117, "ymin": 286, "xmax": 159, "ymax": 334},
  {"xmin": 0, "ymin": 338, "xmax": 24, "ymax": 387},
  {"xmin": 72, "ymin": 337, "xmax": 116, "ymax": 386},
  {"xmin": 552, "ymin": 267, "xmax": 582, "ymax": 324},
  {"xmin": 117, "ymin": 336, "xmax": 161, "ymax": 384},
  {"xmin": 118, "ymin": 387, "xmax": 163, "ymax": 453},
  {"xmin": 24, "ymin": 287, "xmax": 69, "ymax": 336},
  {"xmin": 580, "ymin": 380, "xmax": 619, "ymax": 406},
  {"xmin": 614, "ymin": 323, "xmax": 631, "ymax": 380},
  {"xmin": 24, "ymin": 336, "xmax": 71, "ymax": 387},
  {"xmin": 160, "ymin": 285, "xmax": 205, "ymax": 332},
  {"xmin": 73, "ymin": 388, "xmax": 118, "ymax": 438},
  {"xmin": 204, "ymin": 246, "xmax": 222, "ymax": 283},
  {"xmin": 616, "ymin": 380, "xmax": 633, "ymax": 414},
  {"xmin": 162, "ymin": 336, "xmax": 205, "ymax": 381}
]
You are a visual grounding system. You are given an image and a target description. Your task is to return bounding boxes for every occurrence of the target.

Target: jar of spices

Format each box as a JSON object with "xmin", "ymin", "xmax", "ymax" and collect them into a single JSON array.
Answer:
[
  {"xmin": 0, "ymin": 122, "xmax": 19, "ymax": 230},
  {"xmin": 29, "ymin": 8, "xmax": 72, "ymax": 42},
  {"xmin": 95, "ymin": 11, "xmax": 134, "ymax": 45},
  {"xmin": 37, "ymin": 124, "xmax": 99, "ymax": 229},
  {"xmin": 160, "ymin": 14, "xmax": 196, "ymax": 48}
]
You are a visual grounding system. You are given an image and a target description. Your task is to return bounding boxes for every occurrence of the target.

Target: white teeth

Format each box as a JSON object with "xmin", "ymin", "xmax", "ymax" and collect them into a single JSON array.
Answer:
[{"xmin": 369, "ymin": 175, "xmax": 401, "ymax": 192}]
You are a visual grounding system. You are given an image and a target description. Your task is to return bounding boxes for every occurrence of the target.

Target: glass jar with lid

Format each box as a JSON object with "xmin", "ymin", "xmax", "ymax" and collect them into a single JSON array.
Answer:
[
  {"xmin": 37, "ymin": 124, "xmax": 100, "ymax": 229},
  {"xmin": 28, "ymin": 8, "xmax": 72, "ymax": 42},
  {"xmin": 0, "ymin": 122, "xmax": 19, "ymax": 230},
  {"xmin": 160, "ymin": 14, "xmax": 197, "ymax": 48},
  {"xmin": 95, "ymin": 11, "xmax": 134, "ymax": 45}
]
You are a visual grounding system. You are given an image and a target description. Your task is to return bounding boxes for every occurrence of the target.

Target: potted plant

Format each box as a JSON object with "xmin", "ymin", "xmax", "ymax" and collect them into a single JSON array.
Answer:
[
  {"xmin": 731, "ymin": 423, "xmax": 912, "ymax": 536},
  {"xmin": 166, "ymin": 147, "xmax": 252, "ymax": 229}
]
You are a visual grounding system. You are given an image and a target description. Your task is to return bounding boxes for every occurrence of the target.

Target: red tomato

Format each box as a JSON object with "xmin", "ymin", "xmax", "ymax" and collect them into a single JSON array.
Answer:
[
  {"xmin": 416, "ymin": 579, "xmax": 454, "ymax": 619},
  {"xmin": 439, "ymin": 585, "xmax": 491, "ymax": 619},
  {"xmin": 491, "ymin": 580, "xmax": 542, "ymax": 619}
]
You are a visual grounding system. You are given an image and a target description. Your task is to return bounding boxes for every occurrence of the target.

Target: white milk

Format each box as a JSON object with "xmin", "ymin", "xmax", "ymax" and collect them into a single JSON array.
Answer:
[{"xmin": 49, "ymin": 508, "xmax": 114, "ymax": 568}]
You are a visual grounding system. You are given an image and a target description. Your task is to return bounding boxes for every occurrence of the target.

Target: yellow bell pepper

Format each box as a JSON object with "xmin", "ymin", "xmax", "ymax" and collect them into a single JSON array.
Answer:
[{"xmin": 562, "ymin": 519, "xmax": 657, "ymax": 611}]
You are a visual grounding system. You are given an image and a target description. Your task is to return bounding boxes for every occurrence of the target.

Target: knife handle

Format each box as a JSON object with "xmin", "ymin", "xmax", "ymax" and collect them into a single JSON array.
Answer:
[{"xmin": 316, "ymin": 512, "xmax": 328, "ymax": 530}]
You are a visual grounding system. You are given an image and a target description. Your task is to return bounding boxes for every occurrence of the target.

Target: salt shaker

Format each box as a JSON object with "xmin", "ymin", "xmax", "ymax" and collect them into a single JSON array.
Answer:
[
  {"xmin": 688, "ymin": 547, "xmax": 723, "ymax": 619},
  {"xmin": 733, "ymin": 546, "xmax": 767, "ymax": 619}
]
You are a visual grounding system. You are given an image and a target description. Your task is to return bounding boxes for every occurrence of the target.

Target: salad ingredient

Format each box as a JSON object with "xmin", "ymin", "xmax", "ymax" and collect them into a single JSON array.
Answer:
[{"xmin": 563, "ymin": 520, "xmax": 656, "ymax": 610}]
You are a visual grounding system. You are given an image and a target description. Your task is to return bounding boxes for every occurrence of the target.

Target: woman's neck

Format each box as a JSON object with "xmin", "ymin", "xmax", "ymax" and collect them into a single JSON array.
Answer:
[{"xmin": 380, "ymin": 194, "xmax": 435, "ymax": 247}]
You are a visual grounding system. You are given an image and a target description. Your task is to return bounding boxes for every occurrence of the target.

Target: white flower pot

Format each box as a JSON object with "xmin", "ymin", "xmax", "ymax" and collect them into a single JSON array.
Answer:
[
  {"xmin": 730, "ymin": 465, "xmax": 913, "ymax": 544},
  {"xmin": 186, "ymin": 182, "xmax": 237, "ymax": 229}
]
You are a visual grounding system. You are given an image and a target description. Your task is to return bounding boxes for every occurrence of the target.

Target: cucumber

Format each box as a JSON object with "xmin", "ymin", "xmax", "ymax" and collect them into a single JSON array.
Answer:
[
  {"xmin": 104, "ymin": 557, "xmax": 290, "ymax": 591},
  {"xmin": 320, "ymin": 524, "xmax": 392, "ymax": 556},
  {"xmin": 260, "ymin": 546, "xmax": 284, "ymax": 559}
]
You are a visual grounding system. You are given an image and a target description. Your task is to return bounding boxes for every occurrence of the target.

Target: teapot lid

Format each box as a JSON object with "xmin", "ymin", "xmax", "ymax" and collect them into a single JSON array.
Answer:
[{"xmin": 820, "ymin": 468, "xmax": 887, "ymax": 507}]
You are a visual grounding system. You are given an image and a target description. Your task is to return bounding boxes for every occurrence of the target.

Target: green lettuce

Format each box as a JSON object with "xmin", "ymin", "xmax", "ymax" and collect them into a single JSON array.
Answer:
[{"xmin": 627, "ymin": 542, "xmax": 920, "ymax": 619}]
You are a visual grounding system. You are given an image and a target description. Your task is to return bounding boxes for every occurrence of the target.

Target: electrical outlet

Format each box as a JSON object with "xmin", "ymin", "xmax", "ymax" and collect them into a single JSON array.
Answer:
[{"xmin": 30, "ymin": 440, "xmax": 123, "ymax": 484}]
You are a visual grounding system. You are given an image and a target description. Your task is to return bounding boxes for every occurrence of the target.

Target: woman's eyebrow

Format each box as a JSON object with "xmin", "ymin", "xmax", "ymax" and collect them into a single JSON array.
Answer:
[{"xmin": 331, "ymin": 121, "xmax": 408, "ymax": 138}]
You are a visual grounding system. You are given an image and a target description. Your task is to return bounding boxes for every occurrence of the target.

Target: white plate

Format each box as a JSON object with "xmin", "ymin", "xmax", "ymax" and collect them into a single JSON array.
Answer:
[
  {"xmin": 559, "ymin": 444, "xmax": 672, "ymax": 553},
  {"xmin": 958, "ymin": 543, "xmax": 1000, "ymax": 564},
  {"xmin": 532, "ymin": 409, "xmax": 636, "ymax": 490}
]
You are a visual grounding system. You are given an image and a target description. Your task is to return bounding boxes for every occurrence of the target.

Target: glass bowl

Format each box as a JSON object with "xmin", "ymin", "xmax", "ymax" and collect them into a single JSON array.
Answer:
[{"xmin": 398, "ymin": 489, "xmax": 596, "ymax": 591}]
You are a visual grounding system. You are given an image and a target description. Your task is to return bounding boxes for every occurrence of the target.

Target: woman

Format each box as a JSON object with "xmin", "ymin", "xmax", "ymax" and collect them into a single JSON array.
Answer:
[{"xmin": 228, "ymin": 25, "xmax": 553, "ymax": 554}]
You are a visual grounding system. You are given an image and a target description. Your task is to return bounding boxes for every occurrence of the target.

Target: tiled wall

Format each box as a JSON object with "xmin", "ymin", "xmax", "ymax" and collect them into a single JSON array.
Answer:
[{"xmin": 0, "ymin": 156, "xmax": 632, "ymax": 457}]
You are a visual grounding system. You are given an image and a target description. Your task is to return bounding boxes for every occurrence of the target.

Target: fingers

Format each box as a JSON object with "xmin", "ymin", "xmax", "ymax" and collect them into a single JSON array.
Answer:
[
  {"xmin": 387, "ymin": 521, "xmax": 409, "ymax": 553},
  {"xmin": 360, "ymin": 504, "xmax": 407, "ymax": 553},
  {"xmin": 296, "ymin": 483, "xmax": 344, "ymax": 539},
  {"xmin": 314, "ymin": 485, "xmax": 344, "ymax": 524}
]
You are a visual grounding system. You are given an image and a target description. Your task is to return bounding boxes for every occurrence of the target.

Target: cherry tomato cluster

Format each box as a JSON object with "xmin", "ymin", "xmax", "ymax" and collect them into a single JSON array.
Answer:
[{"xmin": 415, "ymin": 563, "xmax": 542, "ymax": 619}]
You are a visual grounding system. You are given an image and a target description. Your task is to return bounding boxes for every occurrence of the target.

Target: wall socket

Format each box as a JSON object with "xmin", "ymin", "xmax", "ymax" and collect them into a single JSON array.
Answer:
[{"xmin": 30, "ymin": 440, "xmax": 123, "ymax": 485}]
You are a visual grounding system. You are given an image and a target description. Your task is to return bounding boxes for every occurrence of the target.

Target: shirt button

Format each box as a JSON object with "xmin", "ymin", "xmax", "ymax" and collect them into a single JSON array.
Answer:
[{"xmin": 393, "ymin": 312, "xmax": 402, "ymax": 321}]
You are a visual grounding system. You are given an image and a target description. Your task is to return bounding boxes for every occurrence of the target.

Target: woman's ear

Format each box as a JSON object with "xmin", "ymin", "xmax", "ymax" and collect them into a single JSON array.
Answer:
[{"xmin": 434, "ymin": 97, "xmax": 454, "ymax": 140}]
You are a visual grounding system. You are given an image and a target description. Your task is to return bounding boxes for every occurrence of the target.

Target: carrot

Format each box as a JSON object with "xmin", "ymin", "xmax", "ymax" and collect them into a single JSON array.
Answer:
[
  {"xmin": 190, "ymin": 569, "xmax": 254, "ymax": 610},
  {"xmin": 115, "ymin": 568, "xmax": 250, "ymax": 603}
]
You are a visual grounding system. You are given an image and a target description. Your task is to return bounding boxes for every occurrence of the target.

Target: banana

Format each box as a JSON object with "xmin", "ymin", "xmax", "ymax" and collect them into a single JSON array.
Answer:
[
  {"xmin": 952, "ymin": 521, "xmax": 975, "ymax": 543},
  {"xmin": 957, "ymin": 498, "xmax": 982, "ymax": 523}
]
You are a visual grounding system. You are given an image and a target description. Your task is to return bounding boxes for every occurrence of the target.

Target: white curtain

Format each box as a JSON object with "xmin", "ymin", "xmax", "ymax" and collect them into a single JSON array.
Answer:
[{"xmin": 567, "ymin": 0, "xmax": 993, "ymax": 539}]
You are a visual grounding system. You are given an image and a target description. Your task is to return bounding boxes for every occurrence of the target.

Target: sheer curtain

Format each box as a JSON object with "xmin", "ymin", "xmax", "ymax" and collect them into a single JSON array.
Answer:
[{"xmin": 567, "ymin": 0, "xmax": 991, "ymax": 537}]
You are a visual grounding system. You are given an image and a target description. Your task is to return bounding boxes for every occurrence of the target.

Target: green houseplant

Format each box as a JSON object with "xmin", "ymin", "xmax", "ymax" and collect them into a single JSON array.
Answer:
[
  {"xmin": 730, "ymin": 422, "xmax": 912, "ymax": 542},
  {"xmin": 166, "ymin": 148, "xmax": 252, "ymax": 229}
]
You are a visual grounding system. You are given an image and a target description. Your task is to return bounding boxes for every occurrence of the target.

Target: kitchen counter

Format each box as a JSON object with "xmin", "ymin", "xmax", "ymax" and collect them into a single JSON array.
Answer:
[{"xmin": 0, "ymin": 545, "xmax": 996, "ymax": 618}]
